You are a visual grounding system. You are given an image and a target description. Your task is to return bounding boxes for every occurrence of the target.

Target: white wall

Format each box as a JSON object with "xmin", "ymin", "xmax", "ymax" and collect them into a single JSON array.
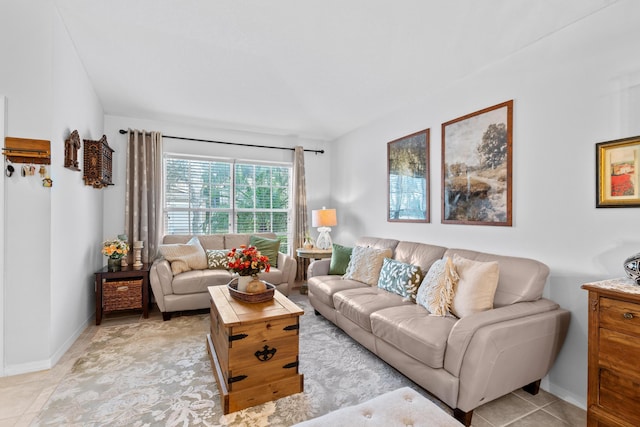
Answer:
[
  {"xmin": 103, "ymin": 115, "xmax": 331, "ymax": 245},
  {"xmin": 50, "ymin": 6, "xmax": 104, "ymax": 365},
  {"xmin": 330, "ymin": 0, "xmax": 640, "ymax": 409},
  {"xmin": 0, "ymin": 96, "xmax": 6, "ymax": 376},
  {"xmin": 1, "ymin": 0, "xmax": 55, "ymax": 372},
  {"xmin": 0, "ymin": 0, "xmax": 104, "ymax": 375}
]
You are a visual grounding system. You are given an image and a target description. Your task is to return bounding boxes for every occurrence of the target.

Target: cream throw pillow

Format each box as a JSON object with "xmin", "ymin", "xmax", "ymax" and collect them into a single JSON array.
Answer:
[
  {"xmin": 158, "ymin": 236, "xmax": 208, "ymax": 275},
  {"xmin": 343, "ymin": 246, "xmax": 393, "ymax": 286},
  {"xmin": 450, "ymin": 254, "xmax": 499, "ymax": 318},
  {"xmin": 416, "ymin": 257, "xmax": 459, "ymax": 316}
]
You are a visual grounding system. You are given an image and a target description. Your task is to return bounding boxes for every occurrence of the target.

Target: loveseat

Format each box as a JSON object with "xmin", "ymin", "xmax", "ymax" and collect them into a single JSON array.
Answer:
[
  {"xmin": 307, "ymin": 237, "xmax": 570, "ymax": 427},
  {"xmin": 150, "ymin": 233, "xmax": 296, "ymax": 320}
]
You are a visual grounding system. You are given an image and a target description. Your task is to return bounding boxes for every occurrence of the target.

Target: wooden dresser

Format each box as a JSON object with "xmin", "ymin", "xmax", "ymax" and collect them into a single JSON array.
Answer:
[
  {"xmin": 582, "ymin": 278, "xmax": 640, "ymax": 427},
  {"xmin": 206, "ymin": 285, "xmax": 304, "ymax": 413}
]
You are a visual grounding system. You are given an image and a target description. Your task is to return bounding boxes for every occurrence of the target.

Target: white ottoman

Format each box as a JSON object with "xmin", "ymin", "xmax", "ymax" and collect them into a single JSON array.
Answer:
[{"xmin": 293, "ymin": 387, "xmax": 463, "ymax": 427}]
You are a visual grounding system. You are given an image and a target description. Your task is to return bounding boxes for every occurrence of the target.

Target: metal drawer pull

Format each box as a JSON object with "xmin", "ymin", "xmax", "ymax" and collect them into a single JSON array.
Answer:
[{"xmin": 623, "ymin": 312, "xmax": 634, "ymax": 319}]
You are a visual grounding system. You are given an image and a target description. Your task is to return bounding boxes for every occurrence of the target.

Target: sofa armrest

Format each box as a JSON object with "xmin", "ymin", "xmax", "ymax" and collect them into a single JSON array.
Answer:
[
  {"xmin": 444, "ymin": 298, "xmax": 563, "ymax": 377},
  {"xmin": 308, "ymin": 259, "xmax": 331, "ymax": 277},
  {"xmin": 277, "ymin": 252, "xmax": 296, "ymax": 295},
  {"xmin": 149, "ymin": 259, "xmax": 173, "ymax": 312},
  {"xmin": 450, "ymin": 304, "xmax": 570, "ymax": 412}
]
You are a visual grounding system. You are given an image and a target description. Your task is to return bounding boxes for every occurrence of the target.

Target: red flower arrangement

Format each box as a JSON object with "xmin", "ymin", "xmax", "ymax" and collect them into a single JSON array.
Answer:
[{"xmin": 227, "ymin": 245, "xmax": 271, "ymax": 277}]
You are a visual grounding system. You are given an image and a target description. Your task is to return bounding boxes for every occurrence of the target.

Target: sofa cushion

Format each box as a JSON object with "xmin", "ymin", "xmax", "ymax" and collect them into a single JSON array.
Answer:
[
  {"xmin": 172, "ymin": 269, "xmax": 233, "ymax": 294},
  {"xmin": 162, "ymin": 234, "xmax": 225, "ymax": 251},
  {"xmin": 308, "ymin": 276, "xmax": 367, "ymax": 308},
  {"xmin": 255, "ymin": 268, "xmax": 284, "ymax": 286},
  {"xmin": 206, "ymin": 249, "xmax": 229, "ymax": 270},
  {"xmin": 343, "ymin": 246, "xmax": 393, "ymax": 286},
  {"xmin": 250, "ymin": 235, "xmax": 280, "ymax": 267},
  {"xmin": 158, "ymin": 236, "xmax": 208, "ymax": 275},
  {"xmin": 371, "ymin": 305, "xmax": 457, "ymax": 369},
  {"xmin": 450, "ymin": 254, "xmax": 499, "ymax": 318},
  {"xmin": 333, "ymin": 287, "xmax": 413, "ymax": 332},
  {"xmin": 443, "ymin": 248, "xmax": 549, "ymax": 307},
  {"xmin": 416, "ymin": 257, "xmax": 459, "ymax": 316},
  {"xmin": 377, "ymin": 258, "xmax": 422, "ymax": 301},
  {"xmin": 329, "ymin": 243, "xmax": 353, "ymax": 275},
  {"xmin": 393, "ymin": 241, "xmax": 448, "ymax": 273},
  {"xmin": 356, "ymin": 236, "xmax": 400, "ymax": 255}
]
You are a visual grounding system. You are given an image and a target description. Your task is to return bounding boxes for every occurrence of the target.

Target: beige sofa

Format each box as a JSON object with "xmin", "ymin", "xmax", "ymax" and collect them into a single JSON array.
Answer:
[
  {"xmin": 307, "ymin": 237, "xmax": 570, "ymax": 427},
  {"xmin": 150, "ymin": 233, "xmax": 296, "ymax": 320}
]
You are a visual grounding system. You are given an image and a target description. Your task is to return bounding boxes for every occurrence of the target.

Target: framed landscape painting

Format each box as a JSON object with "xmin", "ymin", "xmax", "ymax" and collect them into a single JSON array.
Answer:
[
  {"xmin": 596, "ymin": 136, "xmax": 640, "ymax": 207},
  {"xmin": 441, "ymin": 100, "xmax": 513, "ymax": 226},
  {"xmin": 387, "ymin": 129, "xmax": 430, "ymax": 222}
]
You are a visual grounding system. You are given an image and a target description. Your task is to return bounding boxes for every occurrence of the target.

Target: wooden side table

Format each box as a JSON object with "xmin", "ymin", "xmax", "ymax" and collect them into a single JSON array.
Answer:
[
  {"xmin": 94, "ymin": 264, "xmax": 150, "ymax": 325},
  {"xmin": 296, "ymin": 248, "xmax": 332, "ymax": 294}
]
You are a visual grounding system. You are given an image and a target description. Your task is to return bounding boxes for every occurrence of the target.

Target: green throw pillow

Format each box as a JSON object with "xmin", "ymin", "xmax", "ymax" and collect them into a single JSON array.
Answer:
[
  {"xmin": 250, "ymin": 235, "xmax": 280, "ymax": 267},
  {"xmin": 206, "ymin": 249, "xmax": 229, "ymax": 270},
  {"xmin": 329, "ymin": 243, "xmax": 353, "ymax": 275},
  {"xmin": 377, "ymin": 258, "xmax": 423, "ymax": 301}
]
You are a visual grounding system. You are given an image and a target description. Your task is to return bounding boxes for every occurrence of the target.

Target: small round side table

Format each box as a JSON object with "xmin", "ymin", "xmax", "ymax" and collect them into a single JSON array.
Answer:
[{"xmin": 296, "ymin": 248, "xmax": 333, "ymax": 294}]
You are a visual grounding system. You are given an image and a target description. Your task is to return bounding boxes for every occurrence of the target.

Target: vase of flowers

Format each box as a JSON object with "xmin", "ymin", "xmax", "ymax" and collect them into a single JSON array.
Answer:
[
  {"xmin": 227, "ymin": 245, "xmax": 271, "ymax": 292},
  {"xmin": 102, "ymin": 238, "xmax": 130, "ymax": 271}
]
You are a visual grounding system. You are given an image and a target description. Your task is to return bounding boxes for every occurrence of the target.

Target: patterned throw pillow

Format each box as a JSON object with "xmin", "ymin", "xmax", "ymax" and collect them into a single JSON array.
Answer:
[
  {"xmin": 416, "ymin": 257, "xmax": 459, "ymax": 316},
  {"xmin": 206, "ymin": 249, "xmax": 229, "ymax": 270},
  {"xmin": 377, "ymin": 258, "xmax": 423, "ymax": 301},
  {"xmin": 343, "ymin": 246, "xmax": 393, "ymax": 286}
]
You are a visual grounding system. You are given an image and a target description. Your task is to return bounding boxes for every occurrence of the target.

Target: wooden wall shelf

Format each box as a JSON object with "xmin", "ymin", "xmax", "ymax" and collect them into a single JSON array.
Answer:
[{"xmin": 3, "ymin": 137, "xmax": 51, "ymax": 164}]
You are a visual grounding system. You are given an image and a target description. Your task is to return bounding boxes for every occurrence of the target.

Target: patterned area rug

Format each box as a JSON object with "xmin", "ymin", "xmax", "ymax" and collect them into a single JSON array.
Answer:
[{"xmin": 34, "ymin": 295, "xmax": 441, "ymax": 426}]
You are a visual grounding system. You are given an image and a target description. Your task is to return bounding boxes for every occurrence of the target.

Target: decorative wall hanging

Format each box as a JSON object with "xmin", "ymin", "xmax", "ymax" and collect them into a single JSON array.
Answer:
[
  {"xmin": 387, "ymin": 129, "xmax": 430, "ymax": 222},
  {"xmin": 83, "ymin": 135, "xmax": 114, "ymax": 188},
  {"xmin": 441, "ymin": 100, "xmax": 513, "ymax": 226},
  {"xmin": 64, "ymin": 129, "xmax": 81, "ymax": 171},
  {"xmin": 596, "ymin": 135, "xmax": 640, "ymax": 207}
]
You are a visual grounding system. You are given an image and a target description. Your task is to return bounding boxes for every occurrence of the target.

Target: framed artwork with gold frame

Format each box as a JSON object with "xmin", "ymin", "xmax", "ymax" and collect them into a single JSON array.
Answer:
[{"xmin": 596, "ymin": 136, "xmax": 640, "ymax": 208}]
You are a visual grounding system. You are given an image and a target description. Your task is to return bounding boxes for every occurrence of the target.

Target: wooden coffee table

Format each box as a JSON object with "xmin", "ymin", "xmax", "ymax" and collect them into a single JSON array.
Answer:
[{"xmin": 206, "ymin": 285, "xmax": 304, "ymax": 414}]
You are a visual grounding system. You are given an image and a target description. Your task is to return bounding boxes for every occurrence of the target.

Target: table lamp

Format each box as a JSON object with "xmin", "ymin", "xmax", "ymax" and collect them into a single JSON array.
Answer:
[{"xmin": 312, "ymin": 207, "xmax": 337, "ymax": 250}]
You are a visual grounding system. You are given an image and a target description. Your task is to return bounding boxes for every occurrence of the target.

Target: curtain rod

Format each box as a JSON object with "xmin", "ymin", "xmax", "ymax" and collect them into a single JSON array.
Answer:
[{"xmin": 118, "ymin": 129, "xmax": 324, "ymax": 154}]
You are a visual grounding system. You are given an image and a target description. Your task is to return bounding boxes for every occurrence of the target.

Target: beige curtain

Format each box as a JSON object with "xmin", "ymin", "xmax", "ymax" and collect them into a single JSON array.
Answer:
[
  {"xmin": 292, "ymin": 146, "xmax": 308, "ymax": 281},
  {"xmin": 124, "ymin": 129, "xmax": 163, "ymax": 263}
]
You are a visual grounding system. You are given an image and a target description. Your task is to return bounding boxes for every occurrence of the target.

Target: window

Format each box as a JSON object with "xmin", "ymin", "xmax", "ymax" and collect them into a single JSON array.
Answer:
[{"xmin": 164, "ymin": 155, "xmax": 292, "ymax": 253}]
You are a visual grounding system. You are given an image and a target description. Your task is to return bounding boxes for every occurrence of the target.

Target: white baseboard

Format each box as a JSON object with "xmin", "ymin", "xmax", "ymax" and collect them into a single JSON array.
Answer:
[{"xmin": 2, "ymin": 315, "xmax": 91, "ymax": 377}]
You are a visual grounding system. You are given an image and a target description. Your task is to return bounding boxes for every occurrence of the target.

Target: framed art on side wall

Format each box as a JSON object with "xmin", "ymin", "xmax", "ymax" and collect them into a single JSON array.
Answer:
[
  {"xmin": 387, "ymin": 129, "xmax": 430, "ymax": 222},
  {"xmin": 442, "ymin": 100, "xmax": 513, "ymax": 226},
  {"xmin": 596, "ymin": 136, "xmax": 640, "ymax": 207}
]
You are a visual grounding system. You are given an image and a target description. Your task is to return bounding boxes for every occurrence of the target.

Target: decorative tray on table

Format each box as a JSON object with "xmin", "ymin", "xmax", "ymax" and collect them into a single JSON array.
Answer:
[{"xmin": 227, "ymin": 279, "xmax": 275, "ymax": 303}]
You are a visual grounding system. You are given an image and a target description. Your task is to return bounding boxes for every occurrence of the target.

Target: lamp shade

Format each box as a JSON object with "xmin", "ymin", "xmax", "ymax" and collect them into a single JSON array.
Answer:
[{"xmin": 312, "ymin": 208, "xmax": 337, "ymax": 227}]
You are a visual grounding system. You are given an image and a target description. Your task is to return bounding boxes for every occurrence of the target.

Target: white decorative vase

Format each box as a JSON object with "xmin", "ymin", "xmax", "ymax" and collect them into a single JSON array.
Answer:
[{"xmin": 238, "ymin": 276, "xmax": 252, "ymax": 292}]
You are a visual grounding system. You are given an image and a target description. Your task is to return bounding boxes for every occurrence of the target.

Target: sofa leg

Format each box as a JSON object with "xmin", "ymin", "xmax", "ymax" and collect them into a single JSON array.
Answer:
[
  {"xmin": 314, "ymin": 309, "xmax": 321, "ymax": 316},
  {"xmin": 522, "ymin": 379, "xmax": 541, "ymax": 395},
  {"xmin": 453, "ymin": 408, "xmax": 473, "ymax": 427},
  {"xmin": 162, "ymin": 312, "xmax": 172, "ymax": 321}
]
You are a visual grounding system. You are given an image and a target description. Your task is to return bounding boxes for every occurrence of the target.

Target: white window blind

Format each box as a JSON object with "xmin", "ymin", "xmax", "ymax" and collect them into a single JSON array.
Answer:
[{"xmin": 164, "ymin": 154, "xmax": 292, "ymax": 253}]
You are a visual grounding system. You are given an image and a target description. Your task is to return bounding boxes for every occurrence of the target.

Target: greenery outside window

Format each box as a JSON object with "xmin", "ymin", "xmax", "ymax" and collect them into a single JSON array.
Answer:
[{"xmin": 164, "ymin": 154, "xmax": 292, "ymax": 253}]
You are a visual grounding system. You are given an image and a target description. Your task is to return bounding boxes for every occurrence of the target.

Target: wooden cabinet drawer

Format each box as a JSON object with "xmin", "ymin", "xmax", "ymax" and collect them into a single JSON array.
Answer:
[
  {"xmin": 599, "ymin": 297, "xmax": 640, "ymax": 336},
  {"xmin": 598, "ymin": 328, "xmax": 640, "ymax": 374},
  {"xmin": 598, "ymin": 369, "xmax": 640, "ymax": 425}
]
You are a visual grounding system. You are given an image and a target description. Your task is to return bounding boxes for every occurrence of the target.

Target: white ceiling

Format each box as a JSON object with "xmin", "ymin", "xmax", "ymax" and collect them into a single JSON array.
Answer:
[{"xmin": 55, "ymin": 0, "xmax": 616, "ymax": 141}]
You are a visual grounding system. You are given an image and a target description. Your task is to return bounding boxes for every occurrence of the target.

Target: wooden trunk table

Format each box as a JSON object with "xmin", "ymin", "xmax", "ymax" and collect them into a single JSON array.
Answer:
[{"xmin": 206, "ymin": 285, "xmax": 304, "ymax": 414}]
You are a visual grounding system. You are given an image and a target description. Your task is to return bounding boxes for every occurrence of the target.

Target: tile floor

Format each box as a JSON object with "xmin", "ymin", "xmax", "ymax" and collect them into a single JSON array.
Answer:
[{"xmin": 0, "ymin": 294, "xmax": 586, "ymax": 427}]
